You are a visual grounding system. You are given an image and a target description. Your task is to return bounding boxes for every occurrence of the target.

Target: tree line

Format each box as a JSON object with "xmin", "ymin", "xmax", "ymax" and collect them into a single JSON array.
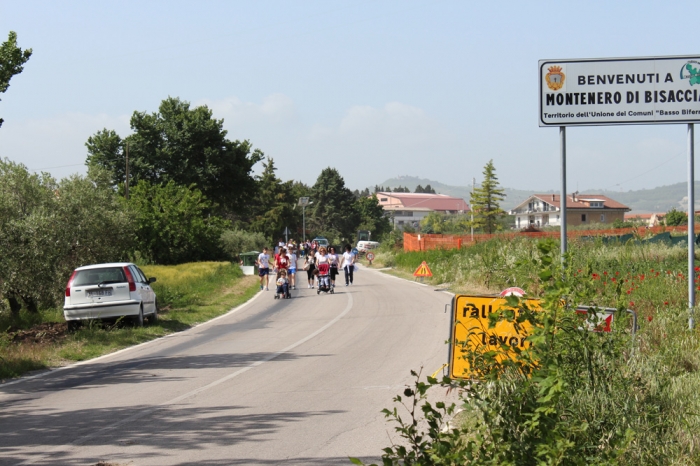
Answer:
[{"xmin": 0, "ymin": 97, "xmax": 391, "ymax": 315}]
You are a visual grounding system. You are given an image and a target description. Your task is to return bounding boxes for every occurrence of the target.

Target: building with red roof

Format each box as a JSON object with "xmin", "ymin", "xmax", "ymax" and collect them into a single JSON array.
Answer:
[
  {"xmin": 509, "ymin": 193, "xmax": 630, "ymax": 229},
  {"xmin": 375, "ymin": 192, "xmax": 470, "ymax": 229}
]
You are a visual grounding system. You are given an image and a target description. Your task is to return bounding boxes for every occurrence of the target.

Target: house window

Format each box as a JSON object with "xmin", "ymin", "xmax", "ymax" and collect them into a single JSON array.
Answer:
[
  {"xmin": 380, "ymin": 198, "xmax": 388, "ymax": 202},
  {"xmin": 590, "ymin": 201, "xmax": 603, "ymax": 208},
  {"xmin": 517, "ymin": 217, "xmax": 521, "ymax": 228},
  {"xmin": 556, "ymin": 215, "xmax": 560, "ymax": 220},
  {"xmin": 600, "ymin": 214, "xmax": 605, "ymax": 222},
  {"xmin": 581, "ymin": 214, "xmax": 587, "ymax": 222}
]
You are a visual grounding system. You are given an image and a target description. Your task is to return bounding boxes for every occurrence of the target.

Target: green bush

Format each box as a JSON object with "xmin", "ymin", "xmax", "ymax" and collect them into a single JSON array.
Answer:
[
  {"xmin": 219, "ymin": 229, "xmax": 268, "ymax": 261},
  {"xmin": 128, "ymin": 180, "xmax": 228, "ymax": 264}
]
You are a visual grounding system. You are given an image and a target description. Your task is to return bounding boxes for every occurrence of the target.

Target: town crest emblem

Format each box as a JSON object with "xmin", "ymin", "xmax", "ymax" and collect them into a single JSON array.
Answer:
[{"xmin": 545, "ymin": 66, "xmax": 565, "ymax": 91}]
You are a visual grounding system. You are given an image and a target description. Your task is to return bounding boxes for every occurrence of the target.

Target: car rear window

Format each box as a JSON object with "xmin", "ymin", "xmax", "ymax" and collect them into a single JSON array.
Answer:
[{"xmin": 72, "ymin": 267, "xmax": 126, "ymax": 286}]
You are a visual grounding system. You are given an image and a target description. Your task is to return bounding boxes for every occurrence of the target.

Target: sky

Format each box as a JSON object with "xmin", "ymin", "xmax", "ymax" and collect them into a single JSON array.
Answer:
[{"xmin": 1, "ymin": 0, "xmax": 699, "ymax": 193}]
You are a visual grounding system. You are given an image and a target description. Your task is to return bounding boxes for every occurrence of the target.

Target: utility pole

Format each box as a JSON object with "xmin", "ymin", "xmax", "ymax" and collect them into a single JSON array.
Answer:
[
  {"xmin": 125, "ymin": 141, "xmax": 130, "ymax": 200},
  {"xmin": 298, "ymin": 197, "xmax": 310, "ymax": 242}
]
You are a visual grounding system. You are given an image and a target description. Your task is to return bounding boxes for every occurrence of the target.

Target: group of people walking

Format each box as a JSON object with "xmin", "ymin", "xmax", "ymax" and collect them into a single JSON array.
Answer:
[
  {"xmin": 256, "ymin": 241, "xmax": 357, "ymax": 298},
  {"xmin": 302, "ymin": 245, "xmax": 356, "ymax": 289}
]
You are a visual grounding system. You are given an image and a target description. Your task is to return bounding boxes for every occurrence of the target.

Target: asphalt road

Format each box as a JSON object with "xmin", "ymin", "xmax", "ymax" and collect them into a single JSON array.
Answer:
[{"xmin": 0, "ymin": 265, "xmax": 453, "ymax": 466}]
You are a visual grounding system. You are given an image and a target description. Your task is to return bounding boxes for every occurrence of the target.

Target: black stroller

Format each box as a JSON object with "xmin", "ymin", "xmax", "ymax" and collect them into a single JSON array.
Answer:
[{"xmin": 316, "ymin": 263, "xmax": 334, "ymax": 295}]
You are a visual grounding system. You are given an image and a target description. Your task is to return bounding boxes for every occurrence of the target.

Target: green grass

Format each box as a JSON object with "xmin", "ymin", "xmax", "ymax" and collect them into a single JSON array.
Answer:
[{"xmin": 0, "ymin": 262, "xmax": 259, "ymax": 380}]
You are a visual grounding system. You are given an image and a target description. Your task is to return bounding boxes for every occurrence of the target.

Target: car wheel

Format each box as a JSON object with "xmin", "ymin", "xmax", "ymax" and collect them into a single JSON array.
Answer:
[
  {"xmin": 150, "ymin": 300, "xmax": 158, "ymax": 323},
  {"xmin": 134, "ymin": 306, "xmax": 144, "ymax": 327}
]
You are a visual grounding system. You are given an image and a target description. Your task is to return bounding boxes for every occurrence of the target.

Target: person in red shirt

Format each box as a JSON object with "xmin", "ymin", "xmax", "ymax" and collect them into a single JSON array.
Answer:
[{"xmin": 275, "ymin": 248, "xmax": 290, "ymax": 274}]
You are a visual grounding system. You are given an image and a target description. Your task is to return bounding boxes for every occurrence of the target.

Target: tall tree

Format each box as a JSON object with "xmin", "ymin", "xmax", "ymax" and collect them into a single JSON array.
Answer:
[
  {"xmin": 248, "ymin": 158, "xmax": 298, "ymax": 241},
  {"xmin": 309, "ymin": 167, "xmax": 359, "ymax": 243},
  {"xmin": 470, "ymin": 160, "xmax": 506, "ymax": 234},
  {"xmin": 355, "ymin": 194, "xmax": 391, "ymax": 239},
  {"xmin": 0, "ymin": 31, "xmax": 32, "ymax": 128},
  {"xmin": 86, "ymin": 97, "xmax": 262, "ymax": 215},
  {"xmin": 424, "ymin": 184, "xmax": 436, "ymax": 194},
  {"xmin": 415, "ymin": 185, "xmax": 424, "ymax": 193}
]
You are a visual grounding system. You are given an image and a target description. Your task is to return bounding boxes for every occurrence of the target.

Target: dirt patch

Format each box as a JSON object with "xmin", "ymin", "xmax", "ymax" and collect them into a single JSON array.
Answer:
[{"xmin": 9, "ymin": 322, "xmax": 69, "ymax": 344}]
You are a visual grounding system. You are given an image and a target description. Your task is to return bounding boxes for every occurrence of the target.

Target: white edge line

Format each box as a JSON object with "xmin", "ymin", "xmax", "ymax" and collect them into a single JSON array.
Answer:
[
  {"xmin": 362, "ymin": 264, "xmax": 448, "ymax": 290},
  {"xmin": 18, "ymin": 292, "xmax": 354, "ymax": 465},
  {"xmin": 1, "ymin": 288, "xmax": 264, "ymax": 388}
]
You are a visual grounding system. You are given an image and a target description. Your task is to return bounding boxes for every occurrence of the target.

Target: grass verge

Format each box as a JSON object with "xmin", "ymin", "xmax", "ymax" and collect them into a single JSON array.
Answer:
[{"xmin": 0, "ymin": 262, "xmax": 259, "ymax": 381}]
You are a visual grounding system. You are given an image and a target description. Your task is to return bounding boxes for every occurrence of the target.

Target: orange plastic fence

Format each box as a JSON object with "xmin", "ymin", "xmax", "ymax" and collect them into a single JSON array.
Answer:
[{"xmin": 403, "ymin": 225, "xmax": 697, "ymax": 252}]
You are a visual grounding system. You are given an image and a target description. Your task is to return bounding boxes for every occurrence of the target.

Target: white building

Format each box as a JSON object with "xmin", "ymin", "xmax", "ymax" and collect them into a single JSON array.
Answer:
[
  {"xmin": 375, "ymin": 192, "xmax": 470, "ymax": 228},
  {"xmin": 509, "ymin": 193, "xmax": 631, "ymax": 229}
]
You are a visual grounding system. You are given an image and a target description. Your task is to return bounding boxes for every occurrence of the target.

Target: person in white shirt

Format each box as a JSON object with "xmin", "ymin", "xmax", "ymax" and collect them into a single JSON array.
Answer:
[
  {"xmin": 256, "ymin": 247, "xmax": 271, "ymax": 291},
  {"xmin": 288, "ymin": 249, "xmax": 298, "ymax": 290},
  {"xmin": 339, "ymin": 244, "xmax": 356, "ymax": 286},
  {"xmin": 328, "ymin": 247, "xmax": 339, "ymax": 288}
]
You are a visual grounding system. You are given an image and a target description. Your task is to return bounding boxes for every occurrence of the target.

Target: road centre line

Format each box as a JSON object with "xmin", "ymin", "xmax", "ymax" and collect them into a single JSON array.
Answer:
[
  {"xmin": 18, "ymin": 291, "xmax": 354, "ymax": 465},
  {"xmin": 1, "ymin": 288, "xmax": 264, "ymax": 389}
]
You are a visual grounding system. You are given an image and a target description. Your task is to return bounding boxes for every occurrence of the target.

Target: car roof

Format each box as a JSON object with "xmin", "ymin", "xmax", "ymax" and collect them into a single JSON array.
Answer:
[{"xmin": 74, "ymin": 262, "xmax": 135, "ymax": 271}]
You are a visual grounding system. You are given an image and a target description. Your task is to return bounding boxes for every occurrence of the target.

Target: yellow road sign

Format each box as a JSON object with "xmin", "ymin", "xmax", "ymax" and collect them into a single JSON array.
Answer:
[
  {"xmin": 413, "ymin": 261, "xmax": 433, "ymax": 277},
  {"xmin": 449, "ymin": 295, "xmax": 540, "ymax": 379}
]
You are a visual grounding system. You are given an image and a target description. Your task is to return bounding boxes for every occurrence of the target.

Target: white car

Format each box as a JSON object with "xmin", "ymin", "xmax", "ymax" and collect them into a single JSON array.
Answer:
[
  {"xmin": 64, "ymin": 262, "xmax": 157, "ymax": 328},
  {"xmin": 357, "ymin": 241, "xmax": 380, "ymax": 253}
]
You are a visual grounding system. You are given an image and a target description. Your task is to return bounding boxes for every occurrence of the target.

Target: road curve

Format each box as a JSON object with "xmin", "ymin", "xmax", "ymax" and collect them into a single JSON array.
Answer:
[{"xmin": 0, "ymin": 266, "xmax": 452, "ymax": 466}]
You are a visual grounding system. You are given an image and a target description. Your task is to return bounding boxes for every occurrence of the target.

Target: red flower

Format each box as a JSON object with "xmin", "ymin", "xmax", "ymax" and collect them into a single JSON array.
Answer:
[
  {"xmin": 664, "ymin": 301, "xmax": 669, "ymax": 305},
  {"xmin": 615, "ymin": 271, "xmax": 619, "ymax": 276},
  {"xmin": 651, "ymin": 269, "xmax": 655, "ymax": 273},
  {"xmin": 626, "ymin": 289, "xmax": 632, "ymax": 294},
  {"xmin": 695, "ymin": 266, "xmax": 700, "ymax": 272},
  {"xmin": 612, "ymin": 278, "xmax": 617, "ymax": 282},
  {"xmin": 630, "ymin": 301, "xmax": 635, "ymax": 307},
  {"xmin": 592, "ymin": 273, "xmax": 599, "ymax": 280},
  {"xmin": 647, "ymin": 316, "xmax": 653, "ymax": 322},
  {"xmin": 604, "ymin": 271, "xmax": 608, "ymax": 275}
]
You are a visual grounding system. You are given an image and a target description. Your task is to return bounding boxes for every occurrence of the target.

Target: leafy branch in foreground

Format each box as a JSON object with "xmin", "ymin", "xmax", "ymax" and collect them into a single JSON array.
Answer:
[{"xmin": 0, "ymin": 31, "xmax": 32, "ymax": 128}]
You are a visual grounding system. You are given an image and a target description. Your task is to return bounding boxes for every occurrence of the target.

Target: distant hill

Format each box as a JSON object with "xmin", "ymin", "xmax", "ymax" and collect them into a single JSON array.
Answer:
[{"xmin": 371, "ymin": 176, "xmax": 700, "ymax": 213}]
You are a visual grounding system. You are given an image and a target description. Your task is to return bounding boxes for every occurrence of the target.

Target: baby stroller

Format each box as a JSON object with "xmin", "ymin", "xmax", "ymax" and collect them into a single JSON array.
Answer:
[
  {"xmin": 274, "ymin": 270, "xmax": 292, "ymax": 299},
  {"xmin": 316, "ymin": 263, "xmax": 334, "ymax": 295}
]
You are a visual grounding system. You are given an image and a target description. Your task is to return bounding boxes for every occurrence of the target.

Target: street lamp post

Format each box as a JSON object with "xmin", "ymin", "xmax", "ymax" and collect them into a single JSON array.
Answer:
[{"xmin": 298, "ymin": 197, "xmax": 311, "ymax": 243}]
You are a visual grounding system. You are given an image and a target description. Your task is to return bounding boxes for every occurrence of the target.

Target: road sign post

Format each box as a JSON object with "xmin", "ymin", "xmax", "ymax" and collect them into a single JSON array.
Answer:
[
  {"xmin": 539, "ymin": 55, "xmax": 700, "ymax": 329},
  {"xmin": 366, "ymin": 252, "xmax": 375, "ymax": 265}
]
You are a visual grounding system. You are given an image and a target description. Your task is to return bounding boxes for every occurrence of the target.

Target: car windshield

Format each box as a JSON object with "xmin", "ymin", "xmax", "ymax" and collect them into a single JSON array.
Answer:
[{"xmin": 72, "ymin": 267, "xmax": 126, "ymax": 286}]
